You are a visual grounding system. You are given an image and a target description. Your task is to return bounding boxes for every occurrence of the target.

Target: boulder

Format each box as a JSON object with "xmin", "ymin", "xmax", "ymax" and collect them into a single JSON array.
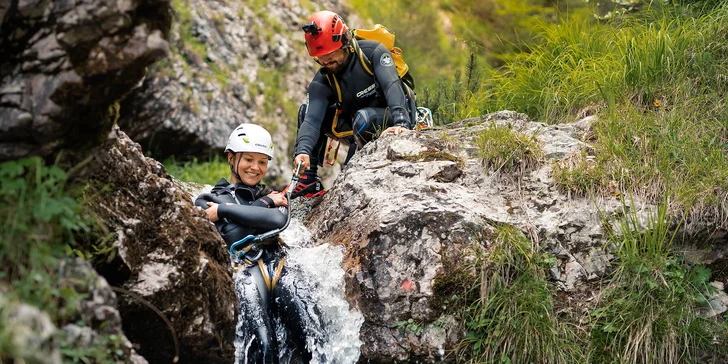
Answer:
[
  {"xmin": 307, "ymin": 111, "xmax": 631, "ymax": 361},
  {"xmin": 80, "ymin": 126, "xmax": 236, "ymax": 363}
]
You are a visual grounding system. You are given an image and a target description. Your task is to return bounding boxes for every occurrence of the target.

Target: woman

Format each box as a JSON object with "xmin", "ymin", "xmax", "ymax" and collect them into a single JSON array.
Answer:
[{"xmin": 195, "ymin": 123, "xmax": 322, "ymax": 363}]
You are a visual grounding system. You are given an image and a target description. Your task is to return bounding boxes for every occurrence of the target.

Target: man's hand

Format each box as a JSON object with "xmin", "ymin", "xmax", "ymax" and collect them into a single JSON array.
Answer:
[
  {"xmin": 380, "ymin": 126, "xmax": 411, "ymax": 137},
  {"xmin": 294, "ymin": 154, "xmax": 310, "ymax": 175}
]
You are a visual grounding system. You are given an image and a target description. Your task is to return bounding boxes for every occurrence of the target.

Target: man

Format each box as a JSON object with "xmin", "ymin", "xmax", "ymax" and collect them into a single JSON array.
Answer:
[{"xmin": 291, "ymin": 10, "xmax": 415, "ymax": 199}]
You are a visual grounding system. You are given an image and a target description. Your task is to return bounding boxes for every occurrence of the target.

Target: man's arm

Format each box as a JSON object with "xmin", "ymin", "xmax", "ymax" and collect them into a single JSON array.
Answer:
[
  {"xmin": 371, "ymin": 44, "xmax": 411, "ymax": 128},
  {"xmin": 294, "ymin": 76, "xmax": 332, "ymax": 157}
]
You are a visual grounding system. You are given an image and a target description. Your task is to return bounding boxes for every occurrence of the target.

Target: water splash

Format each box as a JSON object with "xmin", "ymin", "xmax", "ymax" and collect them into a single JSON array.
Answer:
[{"xmin": 234, "ymin": 219, "xmax": 363, "ymax": 363}]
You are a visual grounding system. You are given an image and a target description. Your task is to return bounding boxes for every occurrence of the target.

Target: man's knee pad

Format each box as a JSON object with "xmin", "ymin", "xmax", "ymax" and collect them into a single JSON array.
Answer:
[{"xmin": 352, "ymin": 107, "xmax": 380, "ymax": 143}]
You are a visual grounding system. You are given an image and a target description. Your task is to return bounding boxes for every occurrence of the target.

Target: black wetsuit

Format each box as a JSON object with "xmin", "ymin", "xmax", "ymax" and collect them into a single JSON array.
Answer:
[
  {"xmin": 195, "ymin": 179, "xmax": 322, "ymax": 363},
  {"xmin": 295, "ymin": 39, "xmax": 415, "ymax": 169}
]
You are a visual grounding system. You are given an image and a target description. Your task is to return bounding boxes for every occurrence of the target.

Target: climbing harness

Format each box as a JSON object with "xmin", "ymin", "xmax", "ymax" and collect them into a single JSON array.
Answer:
[{"xmin": 228, "ymin": 162, "xmax": 302, "ymax": 265}]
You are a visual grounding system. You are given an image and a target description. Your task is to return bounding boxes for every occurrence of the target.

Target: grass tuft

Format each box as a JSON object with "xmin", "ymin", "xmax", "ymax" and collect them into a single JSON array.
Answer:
[
  {"xmin": 460, "ymin": 224, "xmax": 582, "ymax": 363},
  {"xmin": 589, "ymin": 197, "xmax": 728, "ymax": 363},
  {"xmin": 475, "ymin": 122, "xmax": 543, "ymax": 173}
]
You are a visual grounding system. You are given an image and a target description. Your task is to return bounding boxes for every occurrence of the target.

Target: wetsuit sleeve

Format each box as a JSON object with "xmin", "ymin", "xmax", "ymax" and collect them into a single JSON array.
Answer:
[
  {"xmin": 217, "ymin": 203, "xmax": 288, "ymax": 230},
  {"xmin": 195, "ymin": 192, "xmax": 224, "ymax": 209},
  {"xmin": 370, "ymin": 43, "xmax": 411, "ymax": 128},
  {"xmin": 294, "ymin": 74, "xmax": 332, "ymax": 157},
  {"xmin": 251, "ymin": 196, "xmax": 275, "ymax": 208}
]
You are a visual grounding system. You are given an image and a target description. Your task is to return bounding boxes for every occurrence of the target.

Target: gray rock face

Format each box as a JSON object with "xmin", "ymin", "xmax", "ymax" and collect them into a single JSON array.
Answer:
[
  {"xmin": 58, "ymin": 258, "xmax": 148, "ymax": 364},
  {"xmin": 0, "ymin": 258, "xmax": 145, "ymax": 364},
  {"xmin": 80, "ymin": 126, "xmax": 236, "ymax": 363},
  {"xmin": 307, "ymin": 111, "xmax": 637, "ymax": 361},
  {"xmin": 0, "ymin": 294, "xmax": 61, "ymax": 363},
  {"xmin": 0, "ymin": 0, "xmax": 171, "ymax": 161}
]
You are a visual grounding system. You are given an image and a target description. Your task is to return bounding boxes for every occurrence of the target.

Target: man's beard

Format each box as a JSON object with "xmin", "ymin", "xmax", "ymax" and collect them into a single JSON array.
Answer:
[{"xmin": 323, "ymin": 61, "xmax": 343, "ymax": 73}]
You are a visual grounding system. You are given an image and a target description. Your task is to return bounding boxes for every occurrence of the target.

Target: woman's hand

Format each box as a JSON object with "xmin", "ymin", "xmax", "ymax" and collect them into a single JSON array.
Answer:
[
  {"xmin": 267, "ymin": 191, "xmax": 289, "ymax": 207},
  {"xmin": 205, "ymin": 202, "xmax": 220, "ymax": 222}
]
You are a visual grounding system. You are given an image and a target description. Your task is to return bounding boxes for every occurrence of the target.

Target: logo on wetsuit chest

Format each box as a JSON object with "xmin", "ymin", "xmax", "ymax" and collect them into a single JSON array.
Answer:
[{"xmin": 356, "ymin": 83, "xmax": 376, "ymax": 98}]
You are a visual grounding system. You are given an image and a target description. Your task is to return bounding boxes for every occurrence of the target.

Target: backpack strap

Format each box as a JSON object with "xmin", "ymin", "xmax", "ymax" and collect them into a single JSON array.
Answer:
[{"xmin": 351, "ymin": 39, "xmax": 374, "ymax": 76}]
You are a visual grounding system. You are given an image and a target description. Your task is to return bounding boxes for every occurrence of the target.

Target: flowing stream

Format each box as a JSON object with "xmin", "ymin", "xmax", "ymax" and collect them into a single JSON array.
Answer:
[{"xmin": 233, "ymin": 218, "xmax": 363, "ymax": 363}]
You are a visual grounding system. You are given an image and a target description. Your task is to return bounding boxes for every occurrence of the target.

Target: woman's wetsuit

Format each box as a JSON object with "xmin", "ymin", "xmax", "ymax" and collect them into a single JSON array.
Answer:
[{"xmin": 195, "ymin": 179, "xmax": 323, "ymax": 363}]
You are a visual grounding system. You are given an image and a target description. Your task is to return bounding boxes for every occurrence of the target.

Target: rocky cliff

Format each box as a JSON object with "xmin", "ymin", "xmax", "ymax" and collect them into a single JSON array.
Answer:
[
  {"xmin": 0, "ymin": 0, "xmax": 170, "ymax": 161},
  {"xmin": 1, "ymin": 0, "xmax": 239, "ymax": 361},
  {"xmin": 117, "ymin": 0, "xmax": 350, "ymax": 180}
]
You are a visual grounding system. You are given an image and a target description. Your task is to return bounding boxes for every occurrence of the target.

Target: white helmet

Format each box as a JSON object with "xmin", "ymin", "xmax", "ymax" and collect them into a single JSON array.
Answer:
[{"xmin": 225, "ymin": 123, "xmax": 274, "ymax": 159}]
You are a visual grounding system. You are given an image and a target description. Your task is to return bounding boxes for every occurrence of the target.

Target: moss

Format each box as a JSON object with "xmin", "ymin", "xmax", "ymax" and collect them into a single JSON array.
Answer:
[
  {"xmin": 430, "ymin": 253, "xmax": 478, "ymax": 316},
  {"xmin": 402, "ymin": 146, "xmax": 464, "ymax": 168}
]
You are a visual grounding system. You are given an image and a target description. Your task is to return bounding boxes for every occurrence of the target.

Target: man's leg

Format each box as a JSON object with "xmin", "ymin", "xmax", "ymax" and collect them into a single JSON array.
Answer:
[{"xmin": 351, "ymin": 107, "xmax": 393, "ymax": 147}]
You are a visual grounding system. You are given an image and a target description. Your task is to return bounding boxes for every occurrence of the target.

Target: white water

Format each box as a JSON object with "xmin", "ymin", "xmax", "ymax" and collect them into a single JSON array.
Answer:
[{"xmin": 233, "ymin": 219, "xmax": 363, "ymax": 363}]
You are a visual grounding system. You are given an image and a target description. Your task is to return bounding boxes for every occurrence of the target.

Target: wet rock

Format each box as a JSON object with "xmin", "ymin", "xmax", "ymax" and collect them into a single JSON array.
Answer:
[
  {"xmin": 307, "ymin": 111, "xmax": 648, "ymax": 361},
  {"xmin": 80, "ymin": 126, "xmax": 236, "ymax": 363}
]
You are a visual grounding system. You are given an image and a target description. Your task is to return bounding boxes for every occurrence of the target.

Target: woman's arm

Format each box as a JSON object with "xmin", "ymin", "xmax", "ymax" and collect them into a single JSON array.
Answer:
[{"xmin": 217, "ymin": 203, "xmax": 288, "ymax": 231}]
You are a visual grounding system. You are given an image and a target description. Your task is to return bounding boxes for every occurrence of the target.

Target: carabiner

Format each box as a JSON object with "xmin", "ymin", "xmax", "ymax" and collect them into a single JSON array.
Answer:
[{"xmin": 229, "ymin": 235, "xmax": 255, "ymax": 256}]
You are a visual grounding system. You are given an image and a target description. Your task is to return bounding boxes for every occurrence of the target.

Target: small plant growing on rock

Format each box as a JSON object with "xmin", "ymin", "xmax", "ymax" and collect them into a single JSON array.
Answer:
[
  {"xmin": 392, "ymin": 318, "xmax": 424, "ymax": 336},
  {"xmin": 552, "ymin": 151, "xmax": 603, "ymax": 197},
  {"xmin": 475, "ymin": 122, "xmax": 543, "ymax": 173}
]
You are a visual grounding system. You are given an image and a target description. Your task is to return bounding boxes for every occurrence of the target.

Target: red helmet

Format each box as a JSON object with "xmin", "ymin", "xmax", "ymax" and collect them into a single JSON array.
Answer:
[{"xmin": 302, "ymin": 11, "xmax": 351, "ymax": 57}]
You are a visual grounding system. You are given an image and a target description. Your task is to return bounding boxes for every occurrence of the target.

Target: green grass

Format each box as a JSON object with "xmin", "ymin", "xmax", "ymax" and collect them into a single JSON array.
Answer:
[
  {"xmin": 589, "ymin": 197, "xmax": 727, "ymax": 363},
  {"xmin": 474, "ymin": 122, "xmax": 543, "ymax": 173},
  {"xmin": 464, "ymin": 2, "xmax": 728, "ymax": 217},
  {"xmin": 163, "ymin": 155, "xmax": 231, "ymax": 185},
  {"xmin": 460, "ymin": 224, "xmax": 582, "ymax": 363},
  {"xmin": 0, "ymin": 158, "xmax": 126, "ymax": 363}
]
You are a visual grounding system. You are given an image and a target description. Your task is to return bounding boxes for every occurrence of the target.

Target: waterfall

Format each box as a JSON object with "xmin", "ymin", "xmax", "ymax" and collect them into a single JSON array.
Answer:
[{"xmin": 233, "ymin": 219, "xmax": 363, "ymax": 363}]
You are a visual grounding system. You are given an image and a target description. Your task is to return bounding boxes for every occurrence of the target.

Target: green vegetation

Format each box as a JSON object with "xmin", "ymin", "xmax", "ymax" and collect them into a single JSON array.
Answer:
[
  {"xmin": 460, "ymin": 225, "xmax": 581, "ymax": 363},
  {"xmin": 164, "ymin": 156, "xmax": 230, "ymax": 185},
  {"xmin": 414, "ymin": 1, "xmax": 728, "ymax": 215},
  {"xmin": 0, "ymin": 158, "xmax": 126, "ymax": 362},
  {"xmin": 347, "ymin": 0, "xmax": 593, "ymax": 88},
  {"xmin": 520, "ymin": 3, "xmax": 728, "ymax": 214},
  {"xmin": 475, "ymin": 122, "xmax": 542, "ymax": 172},
  {"xmin": 590, "ymin": 198, "xmax": 727, "ymax": 363},
  {"xmin": 458, "ymin": 205, "xmax": 726, "ymax": 363}
]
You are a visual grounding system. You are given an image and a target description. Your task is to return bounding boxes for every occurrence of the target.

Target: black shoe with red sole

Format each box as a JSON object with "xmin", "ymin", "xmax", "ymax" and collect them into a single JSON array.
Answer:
[{"xmin": 291, "ymin": 179, "xmax": 325, "ymax": 199}]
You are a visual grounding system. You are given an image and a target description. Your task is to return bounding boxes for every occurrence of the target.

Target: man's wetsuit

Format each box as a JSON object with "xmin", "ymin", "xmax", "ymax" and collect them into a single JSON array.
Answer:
[
  {"xmin": 195, "ymin": 179, "xmax": 323, "ymax": 363},
  {"xmin": 295, "ymin": 39, "xmax": 415, "ymax": 168}
]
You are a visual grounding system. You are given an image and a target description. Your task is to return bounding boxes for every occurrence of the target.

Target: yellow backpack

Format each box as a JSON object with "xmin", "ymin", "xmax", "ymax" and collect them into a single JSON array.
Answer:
[{"xmin": 352, "ymin": 24, "xmax": 410, "ymax": 81}]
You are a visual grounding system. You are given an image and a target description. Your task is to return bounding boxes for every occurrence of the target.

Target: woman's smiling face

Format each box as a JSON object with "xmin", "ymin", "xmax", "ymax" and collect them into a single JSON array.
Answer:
[{"xmin": 229, "ymin": 152, "xmax": 269, "ymax": 186}]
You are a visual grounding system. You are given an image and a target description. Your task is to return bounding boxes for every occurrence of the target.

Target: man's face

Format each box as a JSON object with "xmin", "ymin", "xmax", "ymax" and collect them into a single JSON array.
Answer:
[{"xmin": 318, "ymin": 48, "xmax": 348, "ymax": 73}]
